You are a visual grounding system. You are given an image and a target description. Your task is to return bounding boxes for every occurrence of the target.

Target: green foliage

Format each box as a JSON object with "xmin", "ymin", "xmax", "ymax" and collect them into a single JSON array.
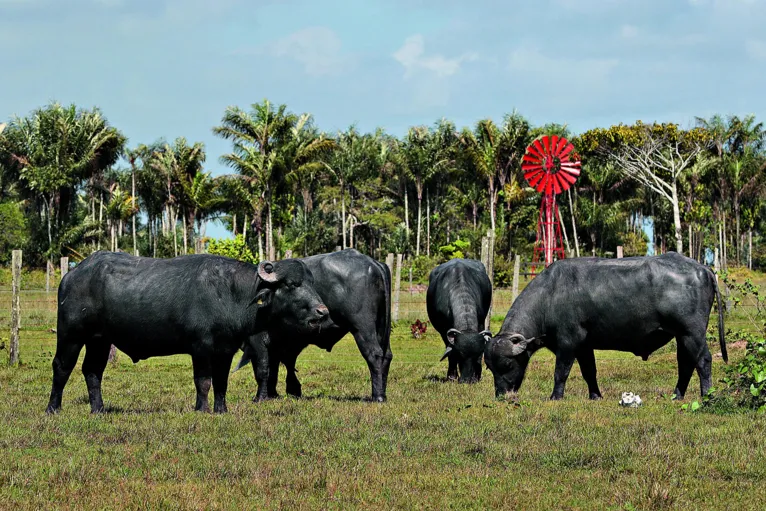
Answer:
[
  {"xmin": 438, "ymin": 238, "xmax": 470, "ymax": 259},
  {"xmin": 621, "ymin": 230, "xmax": 649, "ymax": 257},
  {"xmin": 206, "ymin": 234, "xmax": 257, "ymax": 264},
  {"xmin": 0, "ymin": 201, "xmax": 27, "ymax": 264},
  {"xmin": 701, "ymin": 275, "xmax": 766, "ymax": 413},
  {"xmin": 409, "ymin": 255, "xmax": 441, "ymax": 283}
]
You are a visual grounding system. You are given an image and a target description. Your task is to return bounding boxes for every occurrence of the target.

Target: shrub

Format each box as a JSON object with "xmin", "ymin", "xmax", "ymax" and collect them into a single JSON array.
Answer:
[
  {"xmin": 438, "ymin": 238, "xmax": 470, "ymax": 260},
  {"xmin": 700, "ymin": 273, "xmax": 766, "ymax": 413},
  {"xmin": 207, "ymin": 235, "xmax": 257, "ymax": 264}
]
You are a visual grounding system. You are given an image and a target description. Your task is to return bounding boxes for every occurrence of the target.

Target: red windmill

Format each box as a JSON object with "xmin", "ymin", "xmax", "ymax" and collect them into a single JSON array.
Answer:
[{"xmin": 522, "ymin": 135, "xmax": 581, "ymax": 272}]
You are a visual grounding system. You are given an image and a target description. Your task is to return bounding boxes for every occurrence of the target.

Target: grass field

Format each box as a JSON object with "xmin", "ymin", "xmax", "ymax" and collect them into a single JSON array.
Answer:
[{"xmin": 1, "ymin": 280, "xmax": 765, "ymax": 510}]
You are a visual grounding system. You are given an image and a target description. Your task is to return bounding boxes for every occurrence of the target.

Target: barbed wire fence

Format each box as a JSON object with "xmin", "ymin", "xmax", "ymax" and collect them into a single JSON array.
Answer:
[{"xmin": 1, "ymin": 245, "xmax": 754, "ymax": 368}]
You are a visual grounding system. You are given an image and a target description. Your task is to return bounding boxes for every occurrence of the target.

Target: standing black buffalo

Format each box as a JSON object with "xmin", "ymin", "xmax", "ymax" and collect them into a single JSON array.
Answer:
[
  {"xmin": 426, "ymin": 258, "xmax": 492, "ymax": 382},
  {"xmin": 235, "ymin": 249, "xmax": 393, "ymax": 402},
  {"xmin": 46, "ymin": 251, "xmax": 328, "ymax": 414},
  {"xmin": 485, "ymin": 253, "xmax": 726, "ymax": 400}
]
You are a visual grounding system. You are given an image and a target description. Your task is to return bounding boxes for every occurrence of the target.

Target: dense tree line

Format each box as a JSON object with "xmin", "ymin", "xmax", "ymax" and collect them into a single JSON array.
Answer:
[{"xmin": 0, "ymin": 101, "xmax": 764, "ymax": 282}]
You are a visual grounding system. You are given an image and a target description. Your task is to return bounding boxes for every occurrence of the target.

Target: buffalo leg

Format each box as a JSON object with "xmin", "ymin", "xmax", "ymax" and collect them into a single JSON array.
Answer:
[
  {"xmin": 82, "ymin": 341, "xmax": 111, "ymax": 413},
  {"xmin": 45, "ymin": 338, "xmax": 85, "ymax": 414},
  {"xmin": 284, "ymin": 350, "xmax": 302, "ymax": 398},
  {"xmin": 381, "ymin": 345, "xmax": 393, "ymax": 392},
  {"xmin": 211, "ymin": 353, "xmax": 234, "ymax": 413},
  {"xmin": 551, "ymin": 351, "xmax": 576, "ymax": 400},
  {"xmin": 247, "ymin": 334, "xmax": 272, "ymax": 402},
  {"xmin": 447, "ymin": 352, "xmax": 458, "ymax": 380},
  {"xmin": 674, "ymin": 335, "xmax": 712, "ymax": 398},
  {"xmin": 576, "ymin": 349, "xmax": 602, "ymax": 400},
  {"xmin": 192, "ymin": 356, "xmax": 212, "ymax": 412},
  {"xmin": 353, "ymin": 332, "xmax": 387, "ymax": 402},
  {"xmin": 266, "ymin": 352, "xmax": 281, "ymax": 399}
]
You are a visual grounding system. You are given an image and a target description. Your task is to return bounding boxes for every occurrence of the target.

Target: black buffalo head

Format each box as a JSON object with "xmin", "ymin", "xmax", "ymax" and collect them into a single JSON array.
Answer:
[
  {"xmin": 252, "ymin": 259, "xmax": 328, "ymax": 334},
  {"xmin": 484, "ymin": 333, "xmax": 544, "ymax": 397},
  {"xmin": 441, "ymin": 328, "xmax": 492, "ymax": 383}
]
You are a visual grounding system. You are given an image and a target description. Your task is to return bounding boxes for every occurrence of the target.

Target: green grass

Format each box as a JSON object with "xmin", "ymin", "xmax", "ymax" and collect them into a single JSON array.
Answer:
[
  {"xmin": 1, "ymin": 318, "xmax": 764, "ymax": 510},
  {"xmin": 1, "ymin": 271, "xmax": 765, "ymax": 510}
]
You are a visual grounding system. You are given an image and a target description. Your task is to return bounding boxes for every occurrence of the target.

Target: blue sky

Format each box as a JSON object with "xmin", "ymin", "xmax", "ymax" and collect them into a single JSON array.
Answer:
[{"xmin": 1, "ymin": 0, "xmax": 764, "ymax": 241}]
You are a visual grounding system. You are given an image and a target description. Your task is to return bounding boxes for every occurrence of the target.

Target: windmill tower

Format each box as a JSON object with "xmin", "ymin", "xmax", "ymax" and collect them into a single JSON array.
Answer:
[{"xmin": 522, "ymin": 135, "xmax": 581, "ymax": 273}]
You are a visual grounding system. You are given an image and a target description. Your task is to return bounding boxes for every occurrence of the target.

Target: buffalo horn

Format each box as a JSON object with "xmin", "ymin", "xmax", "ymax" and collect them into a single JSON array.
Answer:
[{"xmin": 258, "ymin": 261, "xmax": 278, "ymax": 282}]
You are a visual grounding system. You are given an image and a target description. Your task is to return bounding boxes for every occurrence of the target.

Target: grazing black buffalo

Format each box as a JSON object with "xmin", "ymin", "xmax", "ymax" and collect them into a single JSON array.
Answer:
[
  {"xmin": 46, "ymin": 251, "xmax": 328, "ymax": 414},
  {"xmin": 426, "ymin": 258, "xmax": 492, "ymax": 382},
  {"xmin": 235, "ymin": 249, "xmax": 393, "ymax": 402},
  {"xmin": 484, "ymin": 253, "xmax": 726, "ymax": 400}
]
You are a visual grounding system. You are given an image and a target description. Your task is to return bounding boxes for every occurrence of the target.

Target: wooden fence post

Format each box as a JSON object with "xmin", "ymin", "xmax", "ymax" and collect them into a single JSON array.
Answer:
[
  {"xmin": 409, "ymin": 267, "xmax": 413, "ymax": 297},
  {"xmin": 10, "ymin": 250, "xmax": 22, "ymax": 366},
  {"xmin": 512, "ymin": 254, "xmax": 521, "ymax": 304},
  {"xmin": 335, "ymin": 246, "xmax": 341, "ymax": 252},
  {"xmin": 480, "ymin": 236, "xmax": 489, "ymax": 273},
  {"xmin": 616, "ymin": 246, "xmax": 624, "ymax": 258},
  {"xmin": 385, "ymin": 253, "xmax": 394, "ymax": 282},
  {"xmin": 393, "ymin": 253, "xmax": 402, "ymax": 322},
  {"xmin": 60, "ymin": 257, "xmax": 69, "ymax": 282}
]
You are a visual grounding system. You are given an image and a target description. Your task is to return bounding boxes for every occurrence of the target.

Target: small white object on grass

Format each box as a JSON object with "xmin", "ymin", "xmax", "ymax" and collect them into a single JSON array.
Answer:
[{"xmin": 619, "ymin": 392, "xmax": 642, "ymax": 407}]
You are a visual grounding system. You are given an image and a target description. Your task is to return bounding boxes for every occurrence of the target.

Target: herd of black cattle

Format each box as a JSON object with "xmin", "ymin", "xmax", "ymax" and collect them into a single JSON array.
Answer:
[{"xmin": 45, "ymin": 248, "xmax": 726, "ymax": 414}]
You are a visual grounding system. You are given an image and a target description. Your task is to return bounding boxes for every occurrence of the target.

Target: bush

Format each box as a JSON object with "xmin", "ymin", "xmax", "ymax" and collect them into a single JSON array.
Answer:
[
  {"xmin": 438, "ymin": 238, "xmax": 470, "ymax": 260},
  {"xmin": 700, "ymin": 274, "xmax": 766, "ymax": 413},
  {"xmin": 409, "ymin": 255, "xmax": 441, "ymax": 283},
  {"xmin": 207, "ymin": 235, "xmax": 257, "ymax": 264}
]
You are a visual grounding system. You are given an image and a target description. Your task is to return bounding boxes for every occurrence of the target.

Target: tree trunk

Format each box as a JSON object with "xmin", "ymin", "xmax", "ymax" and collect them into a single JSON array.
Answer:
[
  {"xmin": 590, "ymin": 232, "xmax": 596, "ymax": 257},
  {"xmin": 488, "ymin": 182, "xmax": 496, "ymax": 232},
  {"xmin": 268, "ymin": 202, "xmax": 275, "ymax": 261},
  {"xmin": 670, "ymin": 181, "xmax": 683, "ymax": 254},
  {"xmin": 748, "ymin": 229, "xmax": 753, "ymax": 270},
  {"xmin": 722, "ymin": 213, "xmax": 727, "ymax": 270},
  {"xmin": 472, "ymin": 203, "xmax": 477, "ymax": 230},
  {"xmin": 426, "ymin": 190, "xmax": 431, "ymax": 257},
  {"xmin": 242, "ymin": 213, "xmax": 248, "ymax": 242},
  {"xmin": 232, "ymin": 213, "xmax": 238, "ymax": 236},
  {"xmin": 416, "ymin": 188, "xmax": 423, "ymax": 257},
  {"xmin": 557, "ymin": 206, "xmax": 571, "ymax": 256},
  {"xmin": 341, "ymin": 180, "xmax": 347, "ymax": 250},
  {"xmin": 182, "ymin": 214, "xmax": 188, "ymax": 255},
  {"xmin": 132, "ymin": 167, "xmax": 137, "ymax": 256},
  {"xmin": 688, "ymin": 223, "xmax": 693, "ymax": 258},
  {"xmin": 734, "ymin": 198, "xmax": 741, "ymax": 265},
  {"xmin": 404, "ymin": 187, "xmax": 410, "ymax": 240},
  {"xmin": 567, "ymin": 188, "xmax": 579, "ymax": 257}
]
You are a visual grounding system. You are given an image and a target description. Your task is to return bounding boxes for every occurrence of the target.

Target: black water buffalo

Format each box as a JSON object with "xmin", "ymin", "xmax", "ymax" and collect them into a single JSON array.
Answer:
[
  {"xmin": 46, "ymin": 251, "xmax": 328, "ymax": 414},
  {"xmin": 426, "ymin": 258, "xmax": 492, "ymax": 382},
  {"xmin": 484, "ymin": 253, "xmax": 726, "ymax": 400},
  {"xmin": 235, "ymin": 249, "xmax": 392, "ymax": 402}
]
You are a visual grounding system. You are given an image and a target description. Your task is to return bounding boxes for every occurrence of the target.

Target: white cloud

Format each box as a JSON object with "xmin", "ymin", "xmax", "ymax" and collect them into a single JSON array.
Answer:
[
  {"xmin": 265, "ymin": 27, "xmax": 348, "ymax": 77},
  {"xmin": 746, "ymin": 39, "xmax": 766, "ymax": 61},
  {"xmin": 393, "ymin": 34, "xmax": 477, "ymax": 79}
]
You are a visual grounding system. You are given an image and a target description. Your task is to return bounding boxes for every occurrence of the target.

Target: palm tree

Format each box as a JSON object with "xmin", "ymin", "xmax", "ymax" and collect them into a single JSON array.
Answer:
[
  {"xmin": 321, "ymin": 125, "xmax": 378, "ymax": 250},
  {"xmin": 400, "ymin": 120, "xmax": 456, "ymax": 256},
  {"xmin": 213, "ymin": 99, "xmax": 297, "ymax": 260},
  {"xmin": 0, "ymin": 102, "xmax": 125, "ymax": 264},
  {"xmin": 460, "ymin": 113, "xmax": 530, "ymax": 234}
]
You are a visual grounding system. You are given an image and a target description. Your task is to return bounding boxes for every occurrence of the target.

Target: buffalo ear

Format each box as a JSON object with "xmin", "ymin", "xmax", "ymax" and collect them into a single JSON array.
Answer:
[
  {"xmin": 251, "ymin": 288, "xmax": 272, "ymax": 308},
  {"xmin": 480, "ymin": 330, "xmax": 492, "ymax": 343},
  {"xmin": 258, "ymin": 261, "xmax": 278, "ymax": 283},
  {"xmin": 446, "ymin": 328, "xmax": 460, "ymax": 345}
]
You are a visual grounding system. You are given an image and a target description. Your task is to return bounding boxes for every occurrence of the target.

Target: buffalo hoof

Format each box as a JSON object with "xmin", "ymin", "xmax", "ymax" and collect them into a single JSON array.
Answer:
[
  {"xmin": 90, "ymin": 407, "xmax": 106, "ymax": 414},
  {"xmin": 549, "ymin": 394, "xmax": 564, "ymax": 401},
  {"xmin": 45, "ymin": 406, "xmax": 60, "ymax": 415},
  {"xmin": 589, "ymin": 393, "xmax": 603, "ymax": 400},
  {"xmin": 373, "ymin": 396, "xmax": 386, "ymax": 403},
  {"xmin": 252, "ymin": 394, "xmax": 275, "ymax": 403}
]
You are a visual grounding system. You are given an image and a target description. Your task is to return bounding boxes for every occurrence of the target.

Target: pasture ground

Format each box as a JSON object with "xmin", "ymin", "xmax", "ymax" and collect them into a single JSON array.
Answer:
[{"xmin": 1, "ymin": 277, "xmax": 765, "ymax": 510}]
